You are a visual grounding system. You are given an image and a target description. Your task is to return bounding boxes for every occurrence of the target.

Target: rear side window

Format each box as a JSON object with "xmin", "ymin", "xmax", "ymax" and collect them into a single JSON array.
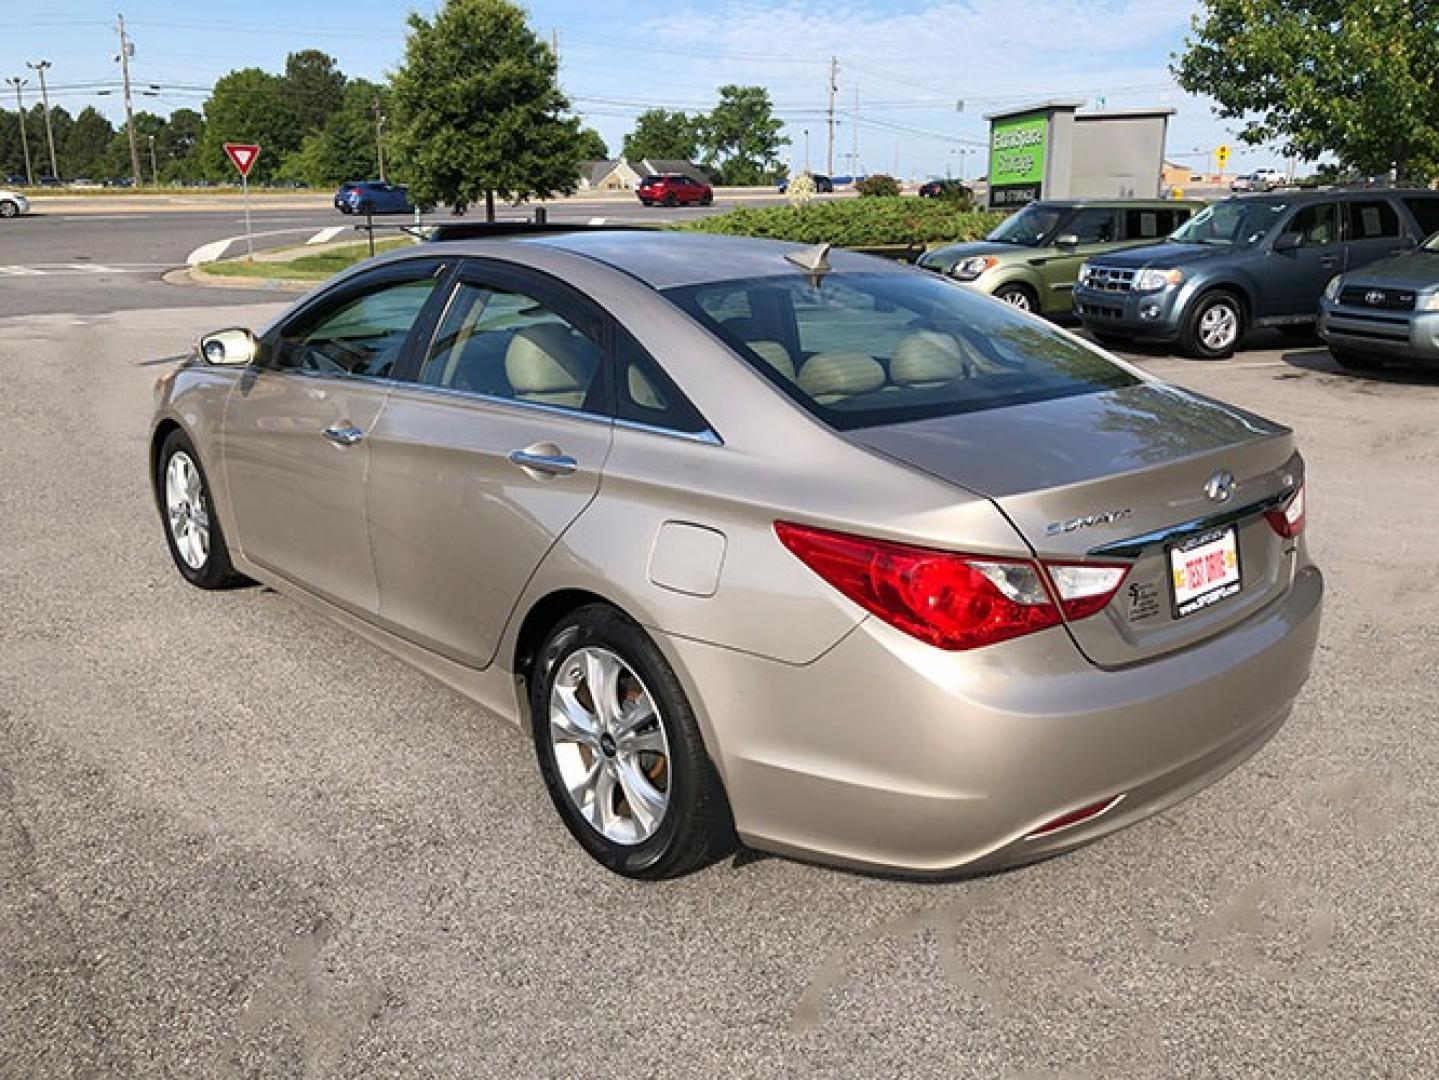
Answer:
[
  {"xmin": 664, "ymin": 272, "xmax": 1137, "ymax": 431},
  {"xmin": 1123, "ymin": 208, "xmax": 1182, "ymax": 240},
  {"xmin": 1404, "ymin": 197, "xmax": 1439, "ymax": 239},
  {"xmin": 1348, "ymin": 200, "xmax": 1400, "ymax": 240},
  {"xmin": 612, "ymin": 328, "xmax": 711, "ymax": 435}
]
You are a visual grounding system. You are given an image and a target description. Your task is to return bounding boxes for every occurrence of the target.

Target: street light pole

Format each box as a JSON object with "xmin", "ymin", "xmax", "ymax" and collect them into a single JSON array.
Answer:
[
  {"xmin": 147, "ymin": 133, "xmax": 158, "ymax": 185},
  {"xmin": 26, "ymin": 60, "xmax": 59, "ymax": 181},
  {"xmin": 374, "ymin": 102, "xmax": 386, "ymax": 181},
  {"xmin": 5, "ymin": 77, "xmax": 33, "ymax": 185},
  {"xmin": 803, "ymin": 128, "xmax": 810, "ymax": 173}
]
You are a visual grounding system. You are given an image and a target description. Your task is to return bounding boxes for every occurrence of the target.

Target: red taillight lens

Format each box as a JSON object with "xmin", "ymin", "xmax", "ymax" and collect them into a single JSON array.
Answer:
[
  {"xmin": 1264, "ymin": 483, "xmax": 1305, "ymax": 539},
  {"xmin": 778, "ymin": 522, "xmax": 1130, "ymax": 651}
]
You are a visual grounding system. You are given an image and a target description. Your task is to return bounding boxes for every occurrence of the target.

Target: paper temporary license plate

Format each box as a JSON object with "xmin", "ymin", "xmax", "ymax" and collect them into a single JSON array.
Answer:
[{"xmin": 1169, "ymin": 528, "xmax": 1241, "ymax": 618}]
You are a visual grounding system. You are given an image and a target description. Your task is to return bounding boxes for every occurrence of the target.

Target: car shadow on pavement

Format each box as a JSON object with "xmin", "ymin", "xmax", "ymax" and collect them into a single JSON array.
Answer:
[{"xmin": 1280, "ymin": 347, "xmax": 1439, "ymax": 388}]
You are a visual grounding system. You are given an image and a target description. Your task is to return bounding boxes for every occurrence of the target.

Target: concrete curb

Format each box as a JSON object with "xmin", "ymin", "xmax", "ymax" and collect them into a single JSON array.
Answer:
[{"xmin": 164, "ymin": 266, "xmax": 314, "ymax": 294}]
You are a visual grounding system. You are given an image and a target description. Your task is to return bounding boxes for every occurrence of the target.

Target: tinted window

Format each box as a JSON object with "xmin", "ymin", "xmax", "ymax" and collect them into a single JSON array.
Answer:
[
  {"xmin": 1348, "ymin": 200, "xmax": 1400, "ymax": 240},
  {"xmin": 1065, "ymin": 208, "xmax": 1119, "ymax": 243},
  {"xmin": 277, "ymin": 276, "xmax": 436, "ymax": 377},
  {"xmin": 665, "ymin": 272, "xmax": 1137, "ymax": 431},
  {"xmin": 1123, "ymin": 208, "xmax": 1181, "ymax": 240},
  {"xmin": 1287, "ymin": 202, "xmax": 1339, "ymax": 245},
  {"xmin": 613, "ymin": 328, "xmax": 711, "ymax": 434},
  {"xmin": 1404, "ymin": 197, "xmax": 1439, "ymax": 240},
  {"xmin": 418, "ymin": 281, "xmax": 603, "ymax": 412},
  {"xmin": 987, "ymin": 202, "xmax": 1064, "ymax": 246}
]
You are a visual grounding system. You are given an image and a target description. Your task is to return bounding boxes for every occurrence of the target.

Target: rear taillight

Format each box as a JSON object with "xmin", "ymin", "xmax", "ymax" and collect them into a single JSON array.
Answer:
[
  {"xmin": 774, "ymin": 523, "xmax": 1129, "ymax": 651},
  {"xmin": 1264, "ymin": 483, "xmax": 1305, "ymax": 539}
]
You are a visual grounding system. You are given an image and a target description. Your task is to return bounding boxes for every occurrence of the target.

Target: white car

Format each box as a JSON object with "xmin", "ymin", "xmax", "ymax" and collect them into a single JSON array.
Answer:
[{"xmin": 0, "ymin": 190, "xmax": 31, "ymax": 218}]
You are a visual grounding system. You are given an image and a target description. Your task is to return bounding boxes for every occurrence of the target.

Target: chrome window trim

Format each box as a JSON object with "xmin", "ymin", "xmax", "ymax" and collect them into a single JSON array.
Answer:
[
  {"xmin": 613, "ymin": 417, "xmax": 723, "ymax": 446},
  {"xmin": 1088, "ymin": 490, "xmax": 1290, "ymax": 560}
]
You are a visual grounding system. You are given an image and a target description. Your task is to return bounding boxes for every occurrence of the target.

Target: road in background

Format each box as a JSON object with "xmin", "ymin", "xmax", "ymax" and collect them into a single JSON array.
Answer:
[
  {"xmin": 0, "ymin": 191, "xmax": 797, "ymax": 317},
  {"xmin": 1, "ymin": 291, "xmax": 1437, "ymax": 1075}
]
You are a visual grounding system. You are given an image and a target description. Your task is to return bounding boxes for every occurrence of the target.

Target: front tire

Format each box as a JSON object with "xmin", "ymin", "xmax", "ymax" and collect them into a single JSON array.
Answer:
[
  {"xmin": 1180, "ymin": 291, "xmax": 1244, "ymax": 359},
  {"xmin": 993, "ymin": 283, "xmax": 1039, "ymax": 313},
  {"xmin": 663, "ymin": 194, "xmax": 678, "ymax": 207},
  {"xmin": 530, "ymin": 604, "xmax": 734, "ymax": 879},
  {"xmin": 156, "ymin": 429, "xmax": 247, "ymax": 589}
]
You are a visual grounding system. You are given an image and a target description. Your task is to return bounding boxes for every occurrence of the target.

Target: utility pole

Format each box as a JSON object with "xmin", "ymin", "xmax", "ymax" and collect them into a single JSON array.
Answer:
[
  {"xmin": 27, "ymin": 61, "xmax": 59, "ymax": 181},
  {"xmin": 825, "ymin": 56, "xmax": 837, "ymax": 177},
  {"xmin": 5, "ymin": 78, "xmax": 33, "ymax": 185},
  {"xmin": 851, "ymin": 79, "xmax": 859, "ymax": 177},
  {"xmin": 373, "ymin": 102, "xmax": 386, "ymax": 181},
  {"xmin": 115, "ymin": 14, "xmax": 142, "ymax": 187}
]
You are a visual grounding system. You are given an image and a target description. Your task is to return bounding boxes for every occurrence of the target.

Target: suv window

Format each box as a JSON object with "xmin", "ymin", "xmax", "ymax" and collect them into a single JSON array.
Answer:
[
  {"xmin": 1347, "ymin": 200, "xmax": 1400, "ymax": 240},
  {"xmin": 1403, "ymin": 196, "xmax": 1439, "ymax": 239},
  {"xmin": 1123, "ymin": 207, "xmax": 1184, "ymax": 240},
  {"xmin": 666, "ymin": 272, "xmax": 1136, "ymax": 431},
  {"xmin": 1065, "ymin": 208, "xmax": 1119, "ymax": 243},
  {"xmin": 417, "ymin": 280, "xmax": 604, "ymax": 412},
  {"xmin": 277, "ymin": 275, "xmax": 437, "ymax": 377},
  {"xmin": 1287, "ymin": 202, "xmax": 1340, "ymax": 245}
]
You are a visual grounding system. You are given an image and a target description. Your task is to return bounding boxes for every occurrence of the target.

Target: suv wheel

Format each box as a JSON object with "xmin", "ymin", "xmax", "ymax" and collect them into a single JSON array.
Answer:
[
  {"xmin": 1181, "ymin": 291, "xmax": 1244, "ymax": 359},
  {"xmin": 530, "ymin": 604, "xmax": 735, "ymax": 879},
  {"xmin": 994, "ymin": 283, "xmax": 1038, "ymax": 313}
]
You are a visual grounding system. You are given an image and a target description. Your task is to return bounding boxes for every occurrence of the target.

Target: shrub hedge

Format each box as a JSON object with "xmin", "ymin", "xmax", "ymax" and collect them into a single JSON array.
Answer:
[
  {"xmin": 679, "ymin": 197, "xmax": 1006, "ymax": 248},
  {"xmin": 855, "ymin": 173, "xmax": 902, "ymax": 197}
]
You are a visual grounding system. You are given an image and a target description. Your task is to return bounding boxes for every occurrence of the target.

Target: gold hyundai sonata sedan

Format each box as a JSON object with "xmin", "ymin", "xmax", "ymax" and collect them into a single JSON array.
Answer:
[{"xmin": 150, "ymin": 231, "xmax": 1322, "ymax": 878}]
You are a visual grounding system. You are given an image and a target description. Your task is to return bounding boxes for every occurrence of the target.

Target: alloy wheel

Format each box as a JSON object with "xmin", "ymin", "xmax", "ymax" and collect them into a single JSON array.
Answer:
[
  {"xmin": 1199, "ymin": 302, "xmax": 1239, "ymax": 352},
  {"xmin": 165, "ymin": 451, "xmax": 210, "ymax": 570},
  {"xmin": 548, "ymin": 646, "xmax": 670, "ymax": 845},
  {"xmin": 999, "ymin": 289, "xmax": 1034, "ymax": 312}
]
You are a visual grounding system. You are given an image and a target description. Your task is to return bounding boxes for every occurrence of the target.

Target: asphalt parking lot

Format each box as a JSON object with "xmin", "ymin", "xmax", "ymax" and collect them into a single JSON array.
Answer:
[{"xmin": 3, "ymin": 264, "xmax": 1438, "ymax": 1075}]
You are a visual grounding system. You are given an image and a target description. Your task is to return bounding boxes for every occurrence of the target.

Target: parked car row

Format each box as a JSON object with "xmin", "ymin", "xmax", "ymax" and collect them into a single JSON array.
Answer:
[{"xmin": 1071, "ymin": 189, "xmax": 1439, "ymax": 363}]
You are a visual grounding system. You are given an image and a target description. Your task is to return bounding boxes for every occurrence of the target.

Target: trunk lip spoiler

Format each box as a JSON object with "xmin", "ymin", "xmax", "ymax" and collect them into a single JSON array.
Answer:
[{"xmin": 1087, "ymin": 489, "xmax": 1293, "ymax": 560}]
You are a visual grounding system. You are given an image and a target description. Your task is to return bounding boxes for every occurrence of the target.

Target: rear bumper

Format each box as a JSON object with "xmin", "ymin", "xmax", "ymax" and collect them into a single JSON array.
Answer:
[
  {"xmin": 661, "ymin": 563, "xmax": 1323, "ymax": 876},
  {"xmin": 1319, "ymin": 303, "xmax": 1439, "ymax": 365},
  {"xmin": 1072, "ymin": 282, "xmax": 1186, "ymax": 340}
]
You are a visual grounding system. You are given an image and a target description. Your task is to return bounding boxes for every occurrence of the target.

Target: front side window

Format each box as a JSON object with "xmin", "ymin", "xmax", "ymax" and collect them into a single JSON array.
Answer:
[
  {"xmin": 1287, "ymin": 202, "xmax": 1340, "ymax": 245},
  {"xmin": 1170, "ymin": 199, "xmax": 1286, "ymax": 247},
  {"xmin": 665, "ymin": 272, "xmax": 1137, "ymax": 431},
  {"xmin": 418, "ymin": 281, "xmax": 604, "ymax": 411},
  {"xmin": 276, "ymin": 275, "xmax": 437, "ymax": 377},
  {"xmin": 1064, "ymin": 208, "xmax": 1120, "ymax": 244},
  {"xmin": 987, "ymin": 202, "xmax": 1063, "ymax": 246}
]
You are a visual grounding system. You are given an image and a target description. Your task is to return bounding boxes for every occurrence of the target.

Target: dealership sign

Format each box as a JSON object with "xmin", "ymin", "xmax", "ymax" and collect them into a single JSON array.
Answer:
[{"xmin": 989, "ymin": 113, "xmax": 1047, "ymax": 207}]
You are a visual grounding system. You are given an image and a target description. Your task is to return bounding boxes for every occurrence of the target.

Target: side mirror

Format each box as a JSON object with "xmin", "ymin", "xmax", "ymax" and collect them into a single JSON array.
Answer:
[
  {"xmin": 1055, "ymin": 233, "xmax": 1080, "ymax": 249},
  {"xmin": 199, "ymin": 328, "xmax": 258, "ymax": 366},
  {"xmin": 1272, "ymin": 232, "xmax": 1303, "ymax": 253}
]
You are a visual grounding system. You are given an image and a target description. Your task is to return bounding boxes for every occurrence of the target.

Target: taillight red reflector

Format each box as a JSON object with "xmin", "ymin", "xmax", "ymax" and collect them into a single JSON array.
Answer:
[
  {"xmin": 1264, "ymin": 483, "xmax": 1305, "ymax": 539},
  {"xmin": 1027, "ymin": 794, "xmax": 1124, "ymax": 839}
]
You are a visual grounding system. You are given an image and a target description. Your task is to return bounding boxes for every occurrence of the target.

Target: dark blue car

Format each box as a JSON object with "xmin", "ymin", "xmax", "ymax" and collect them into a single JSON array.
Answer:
[{"xmin": 334, "ymin": 180, "xmax": 416, "ymax": 216}]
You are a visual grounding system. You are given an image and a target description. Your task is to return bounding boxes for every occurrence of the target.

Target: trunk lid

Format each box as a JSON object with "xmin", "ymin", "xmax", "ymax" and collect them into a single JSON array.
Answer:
[{"xmin": 847, "ymin": 383, "xmax": 1303, "ymax": 667}]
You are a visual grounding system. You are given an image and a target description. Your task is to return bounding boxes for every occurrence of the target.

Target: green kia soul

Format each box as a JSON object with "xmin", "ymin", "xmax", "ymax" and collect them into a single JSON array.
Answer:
[{"xmin": 918, "ymin": 199, "xmax": 1204, "ymax": 316}]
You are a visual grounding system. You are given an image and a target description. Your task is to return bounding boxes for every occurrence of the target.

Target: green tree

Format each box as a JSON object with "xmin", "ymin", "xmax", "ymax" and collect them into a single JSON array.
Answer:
[
  {"xmin": 278, "ymin": 78, "xmax": 387, "ymax": 186},
  {"xmin": 698, "ymin": 86, "xmax": 787, "ymax": 185},
  {"xmin": 621, "ymin": 108, "xmax": 698, "ymax": 162},
  {"xmin": 160, "ymin": 107, "xmax": 205, "ymax": 179},
  {"xmin": 199, "ymin": 67, "xmax": 299, "ymax": 181},
  {"xmin": 284, "ymin": 49, "xmax": 347, "ymax": 139},
  {"xmin": 576, "ymin": 126, "xmax": 608, "ymax": 161},
  {"xmin": 389, "ymin": 0, "xmax": 587, "ymax": 218},
  {"xmin": 103, "ymin": 111, "xmax": 167, "ymax": 180},
  {"xmin": 1174, "ymin": 0, "xmax": 1439, "ymax": 181},
  {"xmin": 64, "ymin": 107, "xmax": 114, "ymax": 179}
]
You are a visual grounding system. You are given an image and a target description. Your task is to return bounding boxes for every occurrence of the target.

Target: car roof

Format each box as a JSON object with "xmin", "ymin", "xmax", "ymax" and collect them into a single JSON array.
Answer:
[
  {"xmin": 1227, "ymin": 187, "xmax": 1439, "ymax": 203},
  {"xmin": 1030, "ymin": 198, "xmax": 1202, "ymax": 209},
  {"xmin": 407, "ymin": 229, "xmax": 911, "ymax": 290}
]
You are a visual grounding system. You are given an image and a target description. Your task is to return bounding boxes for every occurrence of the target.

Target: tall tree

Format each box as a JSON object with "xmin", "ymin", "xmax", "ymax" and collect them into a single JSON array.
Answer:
[
  {"xmin": 698, "ymin": 86, "xmax": 787, "ymax": 185},
  {"xmin": 63, "ymin": 107, "xmax": 114, "ymax": 179},
  {"xmin": 278, "ymin": 78, "xmax": 388, "ymax": 186},
  {"xmin": 200, "ymin": 68, "xmax": 299, "ymax": 180},
  {"xmin": 621, "ymin": 109, "xmax": 698, "ymax": 162},
  {"xmin": 389, "ymin": 0, "xmax": 586, "ymax": 218},
  {"xmin": 1174, "ymin": 0, "xmax": 1439, "ymax": 181},
  {"xmin": 284, "ymin": 49, "xmax": 347, "ymax": 138}
]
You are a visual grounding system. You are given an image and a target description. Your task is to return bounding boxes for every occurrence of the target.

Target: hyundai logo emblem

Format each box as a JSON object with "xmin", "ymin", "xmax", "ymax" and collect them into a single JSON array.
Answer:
[
  {"xmin": 1204, "ymin": 471, "xmax": 1236, "ymax": 503},
  {"xmin": 1365, "ymin": 290, "xmax": 1386, "ymax": 305}
]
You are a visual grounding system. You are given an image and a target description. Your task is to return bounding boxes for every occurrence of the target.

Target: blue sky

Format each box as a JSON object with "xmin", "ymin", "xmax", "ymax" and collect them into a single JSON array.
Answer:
[{"xmin": 3, "ymin": 0, "xmax": 1287, "ymax": 178}]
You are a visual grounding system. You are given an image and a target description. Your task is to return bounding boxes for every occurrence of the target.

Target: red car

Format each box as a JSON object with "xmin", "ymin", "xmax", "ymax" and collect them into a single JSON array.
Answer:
[{"xmin": 637, "ymin": 174, "xmax": 713, "ymax": 207}]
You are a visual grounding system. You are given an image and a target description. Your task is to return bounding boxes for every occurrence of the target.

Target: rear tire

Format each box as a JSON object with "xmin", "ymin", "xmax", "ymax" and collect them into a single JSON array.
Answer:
[
  {"xmin": 156, "ymin": 429, "xmax": 248, "ymax": 590},
  {"xmin": 700, "ymin": 194, "xmax": 713, "ymax": 206},
  {"xmin": 663, "ymin": 194, "xmax": 678, "ymax": 207},
  {"xmin": 1329, "ymin": 346, "xmax": 1384, "ymax": 372},
  {"xmin": 0, "ymin": 200, "xmax": 19, "ymax": 218},
  {"xmin": 530, "ymin": 604, "xmax": 735, "ymax": 879},
  {"xmin": 1180, "ymin": 290, "xmax": 1244, "ymax": 359}
]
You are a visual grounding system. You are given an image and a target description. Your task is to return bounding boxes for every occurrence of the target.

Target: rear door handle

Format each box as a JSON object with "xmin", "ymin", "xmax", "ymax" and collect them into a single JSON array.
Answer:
[
  {"xmin": 322, "ymin": 424, "xmax": 365, "ymax": 446},
  {"xmin": 507, "ymin": 449, "xmax": 578, "ymax": 477}
]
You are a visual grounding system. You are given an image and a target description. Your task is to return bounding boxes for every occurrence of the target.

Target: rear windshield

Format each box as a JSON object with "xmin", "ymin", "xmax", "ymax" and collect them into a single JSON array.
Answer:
[{"xmin": 664, "ymin": 272, "xmax": 1138, "ymax": 431}]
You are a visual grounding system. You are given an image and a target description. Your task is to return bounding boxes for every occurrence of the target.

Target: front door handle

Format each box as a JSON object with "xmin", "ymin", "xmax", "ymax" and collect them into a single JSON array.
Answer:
[
  {"xmin": 1319, "ymin": 256, "xmax": 1340, "ymax": 268},
  {"xmin": 322, "ymin": 424, "xmax": 365, "ymax": 447},
  {"xmin": 507, "ymin": 449, "xmax": 578, "ymax": 477}
]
